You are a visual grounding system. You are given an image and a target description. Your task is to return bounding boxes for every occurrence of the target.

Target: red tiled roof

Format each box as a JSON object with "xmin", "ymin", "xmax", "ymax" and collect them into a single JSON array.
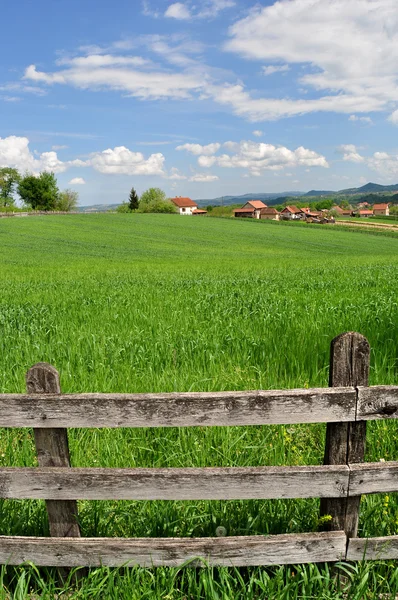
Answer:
[
  {"xmin": 246, "ymin": 200, "xmax": 267, "ymax": 209},
  {"xmin": 301, "ymin": 207, "xmax": 311, "ymax": 214},
  {"xmin": 359, "ymin": 210, "xmax": 374, "ymax": 215},
  {"xmin": 373, "ymin": 203, "xmax": 389, "ymax": 210},
  {"xmin": 260, "ymin": 207, "xmax": 278, "ymax": 214},
  {"xmin": 192, "ymin": 209, "xmax": 207, "ymax": 214},
  {"xmin": 170, "ymin": 197, "xmax": 197, "ymax": 208},
  {"xmin": 281, "ymin": 205, "xmax": 302, "ymax": 214}
]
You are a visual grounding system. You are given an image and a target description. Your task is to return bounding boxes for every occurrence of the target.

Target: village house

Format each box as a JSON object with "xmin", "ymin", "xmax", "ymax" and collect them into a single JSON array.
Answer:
[
  {"xmin": 373, "ymin": 203, "xmax": 390, "ymax": 216},
  {"xmin": 358, "ymin": 209, "xmax": 374, "ymax": 218},
  {"xmin": 260, "ymin": 207, "xmax": 280, "ymax": 220},
  {"xmin": 280, "ymin": 206, "xmax": 303, "ymax": 220},
  {"xmin": 331, "ymin": 205, "xmax": 345, "ymax": 215},
  {"xmin": 233, "ymin": 200, "xmax": 267, "ymax": 219},
  {"xmin": 170, "ymin": 197, "xmax": 207, "ymax": 215}
]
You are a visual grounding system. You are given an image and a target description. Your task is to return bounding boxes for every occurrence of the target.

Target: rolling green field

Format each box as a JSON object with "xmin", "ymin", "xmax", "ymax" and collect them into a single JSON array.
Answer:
[{"xmin": 1, "ymin": 213, "xmax": 398, "ymax": 598}]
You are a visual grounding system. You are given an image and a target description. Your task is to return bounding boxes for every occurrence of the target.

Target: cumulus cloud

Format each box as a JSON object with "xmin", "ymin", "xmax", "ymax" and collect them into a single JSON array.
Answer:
[
  {"xmin": 252, "ymin": 130, "xmax": 263, "ymax": 137},
  {"xmin": 224, "ymin": 0, "xmax": 398, "ymax": 120},
  {"xmin": 262, "ymin": 64, "xmax": 290, "ymax": 76},
  {"xmin": 168, "ymin": 167, "xmax": 187, "ymax": 180},
  {"xmin": 176, "ymin": 142, "xmax": 221, "ymax": 155},
  {"xmin": 189, "ymin": 173, "xmax": 219, "ymax": 182},
  {"xmin": 0, "ymin": 136, "xmax": 80, "ymax": 174},
  {"xmin": 165, "ymin": 3, "xmax": 191, "ymax": 20},
  {"xmin": 338, "ymin": 144, "xmax": 365, "ymax": 163},
  {"xmin": 164, "ymin": 0, "xmax": 234, "ymax": 20},
  {"xmin": 69, "ymin": 177, "xmax": 86, "ymax": 184},
  {"xmin": 193, "ymin": 139, "xmax": 328, "ymax": 175},
  {"xmin": 87, "ymin": 146, "xmax": 165, "ymax": 175},
  {"xmin": 388, "ymin": 109, "xmax": 398, "ymax": 125},
  {"xmin": 349, "ymin": 115, "xmax": 373, "ymax": 124}
]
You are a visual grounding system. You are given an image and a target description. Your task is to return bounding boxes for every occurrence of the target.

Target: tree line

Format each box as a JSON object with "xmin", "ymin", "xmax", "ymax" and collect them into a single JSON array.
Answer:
[
  {"xmin": 117, "ymin": 187, "xmax": 177, "ymax": 214},
  {"xmin": 0, "ymin": 168, "xmax": 78, "ymax": 212}
]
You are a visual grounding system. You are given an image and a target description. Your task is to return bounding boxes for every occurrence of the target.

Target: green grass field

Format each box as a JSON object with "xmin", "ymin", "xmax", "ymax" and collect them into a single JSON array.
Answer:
[{"xmin": 1, "ymin": 213, "xmax": 398, "ymax": 598}]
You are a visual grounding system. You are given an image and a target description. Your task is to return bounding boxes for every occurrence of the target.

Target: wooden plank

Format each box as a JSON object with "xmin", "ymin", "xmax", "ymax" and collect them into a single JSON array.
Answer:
[
  {"xmin": 347, "ymin": 536, "xmax": 398, "ymax": 561},
  {"xmin": 349, "ymin": 462, "xmax": 398, "ymax": 495},
  {"xmin": 320, "ymin": 332, "xmax": 370, "ymax": 536},
  {"xmin": 26, "ymin": 364, "xmax": 81, "ymax": 539},
  {"xmin": 357, "ymin": 386, "xmax": 398, "ymax": 421},
  {"xmin": 0, "ymin": 387, "xmax": 356, "ymax": 428},
  {"xmin": 0, "ymin": 532, "xmax": 347, "ymax": 567},
  {"xmin": 0, "ymin": 465, "xmax": 350, "ymax": 500}
]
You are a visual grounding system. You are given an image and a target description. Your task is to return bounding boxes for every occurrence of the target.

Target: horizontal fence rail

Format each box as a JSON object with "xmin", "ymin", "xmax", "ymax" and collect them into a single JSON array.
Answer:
[{"xmin": 0, "ymin": 333, "xmax": 398, "ymax": 568}]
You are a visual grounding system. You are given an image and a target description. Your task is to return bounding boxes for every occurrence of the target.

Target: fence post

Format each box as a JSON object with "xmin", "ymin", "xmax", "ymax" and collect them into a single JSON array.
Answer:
[
  {"xmin": 320, "ymin": 332, "xmax": 370, "ymax": 537},
  {"xmin": 26, "ymin": 363, "xmax": 81, "ymax": 539}
]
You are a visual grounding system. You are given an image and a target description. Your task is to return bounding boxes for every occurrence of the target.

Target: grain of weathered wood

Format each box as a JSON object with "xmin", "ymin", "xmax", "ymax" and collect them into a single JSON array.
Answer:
[
  {"xmin": 347, "ymin": 536, "xmax": 398, "ymax": 561},
  {"xmin": 349, "ymin": 462, "xmax": 398, "ymax": 495},
  {"xmin": 27, "ymin": 364, "xmax": 80, "ymax": 539},
  {"xmin": 0, "ymin": 532, "xmax": 347, "ymax": 567},
  {"xmin": 320, "ymin": 332, "xmax": 370, "ymax": 536},
  {"xmin": 357, "ymin": 386, "xmax": 398, "ymax": 421},
  {"xmin": 0, "ymin": 465, "xmax": 350, "ymax": 500},
  {"xmin": 0, "ymin": 387, "xmax": 356, "ymax": 428}
]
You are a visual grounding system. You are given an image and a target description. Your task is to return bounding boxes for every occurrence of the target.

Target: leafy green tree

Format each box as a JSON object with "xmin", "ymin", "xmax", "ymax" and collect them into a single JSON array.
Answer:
[
  {"xmin": 128, "ymin": 187, "xmax": 139, "ymax": 211},
  {"xmin": 0, "ymin": 167, "xmax": 20, "ymax": 208},
  {"xmin": 138, "ymin": 187, "xmax": 176, "ymax": 214},
  {"xmin": 117, "ymin": 202, "xmax": 131, "ymax": 213},
  {"xmin": 56, "ymin": 189, "xmax": 79, "ymax": 212},
  {"xmin": 18, "ymin": 172, "xmax": 59, "ymax": 211}
]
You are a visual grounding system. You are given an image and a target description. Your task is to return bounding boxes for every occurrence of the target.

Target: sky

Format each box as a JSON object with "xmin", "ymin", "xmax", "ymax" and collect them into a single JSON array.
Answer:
[{"xmin": 1, "ymin": 0, "xmax": 398, "ymax": 205}]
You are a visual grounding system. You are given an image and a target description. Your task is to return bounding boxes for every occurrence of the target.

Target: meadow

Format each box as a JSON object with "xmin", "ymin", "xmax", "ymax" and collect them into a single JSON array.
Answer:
[{"xmin": 0, "ymin": 213, "xmax": 398, "ymax": 598}]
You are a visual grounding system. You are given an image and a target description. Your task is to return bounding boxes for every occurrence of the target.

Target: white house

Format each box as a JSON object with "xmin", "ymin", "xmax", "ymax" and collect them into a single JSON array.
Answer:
[{"xmin": 170, "ymin": 196, "xmax": 199, "ymax": 215}]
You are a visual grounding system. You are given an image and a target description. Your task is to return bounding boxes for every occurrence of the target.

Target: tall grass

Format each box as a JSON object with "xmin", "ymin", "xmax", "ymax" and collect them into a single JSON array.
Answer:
[{"xmin": 0, "ymin": 214, "xmax": 397, "ymax": 597}]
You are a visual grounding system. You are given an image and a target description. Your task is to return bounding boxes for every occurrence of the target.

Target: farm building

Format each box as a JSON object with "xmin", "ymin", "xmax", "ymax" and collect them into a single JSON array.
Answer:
[
  {"xmin": 233, "ymin": 200, "xmax": 267, "ymax": 219},
  {"xmin": 373, "ymin": 203, "xmax": 389, "ymax": 216},
  {"xmin": 260, "ymin": 207, "xmax": 279, "ymax": 220},
  {"xmin": 358, "ymin": 210, "xmax": 374, "ymax": 218},
  {"xmin": 280, "ymin": 206, "xmax": 303, "ymax": 220},
  {"xmin": 170, "ymin": 197, "xmax": 198, "ymax": 215},
  {"xmin": 192, "ymin": 209, "xmax": 207, "ymax": 216},
  {"xmin": 331, "ymin": 205, "xmax": 345, "ymax": 215}
]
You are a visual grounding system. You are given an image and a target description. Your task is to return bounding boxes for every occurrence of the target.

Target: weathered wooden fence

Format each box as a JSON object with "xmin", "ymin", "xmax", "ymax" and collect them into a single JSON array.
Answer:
[{"xmin": 0, "ymin": 331, "xmax": 398, "ymax": 567}]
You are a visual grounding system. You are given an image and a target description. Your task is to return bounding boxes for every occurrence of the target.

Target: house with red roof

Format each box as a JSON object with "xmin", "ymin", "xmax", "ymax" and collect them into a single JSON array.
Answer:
[
  {"xmin": 233, "ymin": 200, "xmax": 267, "ymax": 219},
  {"xmin": 170, "ymin": 197, "xmax": 207, "ymax": 216},
  {"xmin": 280, "ymin": 206, "xmax": 303, "ymax": 220},
  {"xmin": 373, "ymin": 203, "xmax": 389, "ymax": 216}
]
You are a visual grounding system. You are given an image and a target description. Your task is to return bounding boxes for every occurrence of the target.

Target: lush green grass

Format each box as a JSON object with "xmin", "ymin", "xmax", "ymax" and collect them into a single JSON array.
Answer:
[{"xmin": 0, "ymin": 213, "xmax": 398, "ymax": 597}]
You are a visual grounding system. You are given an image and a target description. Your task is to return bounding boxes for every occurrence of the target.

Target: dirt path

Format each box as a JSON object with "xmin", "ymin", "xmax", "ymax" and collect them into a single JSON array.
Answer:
[{"xmin": 336, "ymin": 219, "xmax": 398, "ymax": 232}]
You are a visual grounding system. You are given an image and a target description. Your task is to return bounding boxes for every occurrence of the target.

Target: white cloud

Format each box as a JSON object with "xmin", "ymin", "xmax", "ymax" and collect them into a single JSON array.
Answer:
[
  {"xmin": 52, "ymin": 145, "xmax": 68, "ymax": 150},
  {"xmin": 69, "ymin": 177, "xmax": 86, "ymax": 185},
  {"xmin": 168, "ymin": 167, "xmax": 187, "ymax": 180},
  {"xmin": 252, "ymin": 130, "xmax": 263, "ymax": 137},
  {"xmin": 196, "ymin": 139, "xmax": 328, "ymax": 175},
  {"xmin": 388, "ymin": 109, "xmax": 398, "ymax": 125},
  {"xmin": 189, "ymin": 173, "xmax": 219, "ymax": 182},
  {"xmin": 176, "ymin": 142, "xmax": 221, "ymax": 155},
  {"xmin": 165, "ymin": 3, "xmax": 191, "ymax": 20},
  {"xmin": 349, "ymin": 115, "xmax": 373, "ymax": 124},
  {"xmin": 338, "ymin": 144, "xmax": 365, "ymax": 163},
  {"xmin": 224, "ymin": 0, "xmax": 398, "ymax": 120},
  {"xmin": 87, "ymin": 146, "xmax": 165, "ymax": 175},
  {"xmin": 0, "ymin": 136, "xmax": 78, "ymax": 174},
  {"xmin": 164, "ymin": 0, "xmax": 234, "ymax": 20},
  {"xmin": 24, "ymin": 61, "xmax": 204, "ymax": 101},
  {"xmin": 262, "ymin": 64, "xmax": 290, "ymax": 76},
  {"xmin": 0, "ymin": 95, "xmax": 20, "ymax": 102}
]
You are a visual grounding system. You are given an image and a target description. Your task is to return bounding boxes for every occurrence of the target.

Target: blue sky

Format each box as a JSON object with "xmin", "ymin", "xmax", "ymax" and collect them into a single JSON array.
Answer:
[{"xmin": 1, "ymin": 0, "xmax": 398, "ymax": 205}]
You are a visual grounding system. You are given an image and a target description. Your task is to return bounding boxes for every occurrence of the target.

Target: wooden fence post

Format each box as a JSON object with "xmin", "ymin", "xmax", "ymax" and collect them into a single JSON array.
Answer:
[
  {"xmin": 320, "ymin": 332, "xmax": 370, "ymax": 537},
  {"xmin": 26, "ymin": 363, "xmax": 81, "ymax": 539}
]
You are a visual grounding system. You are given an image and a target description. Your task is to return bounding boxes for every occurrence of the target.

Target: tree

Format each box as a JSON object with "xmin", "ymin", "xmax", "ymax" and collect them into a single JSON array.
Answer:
[
  {"xmin": 0, "ymin": 168, "xmax": 20, "ymax": 208},
  {"xmin": 138, "ymin": 187, "xmax": 176, "ymax": 214},
  {"xmin": 128, "ymin": 187, "xmax": 139, "ymax": 211},
  {"xmin": 56, "ymin": 189, "xmax": 79, "ymax": 212},
  {"xmin": 116, "ymin": 202, "xmax": 131, "ymax": 213},
  {"xmin": 18, "ymin": 172, "xmax": 59, "ymax": 211}
]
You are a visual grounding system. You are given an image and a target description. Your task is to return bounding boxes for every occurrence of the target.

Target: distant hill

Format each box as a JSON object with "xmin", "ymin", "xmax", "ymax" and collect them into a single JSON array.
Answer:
[
  {"xmin": 339, "ymin": 182, "xmax": 398, "ymax": 195},
  {"xmin": 302, "ymin": 189, "xmax": 335, "ymax": 197},
  {"xmin": 195, "ymin": 191, "xmax": 303, "ymax": 207},
  {"xmin": 78, "ymin": 204, "xmax": 120, "ymax": 213}
]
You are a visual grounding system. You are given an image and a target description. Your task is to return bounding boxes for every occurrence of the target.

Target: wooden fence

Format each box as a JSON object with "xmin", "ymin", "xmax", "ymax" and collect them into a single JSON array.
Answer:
[{"xmin": 1, "ymin": 331, "xmax": 398, "ymax": 567}]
